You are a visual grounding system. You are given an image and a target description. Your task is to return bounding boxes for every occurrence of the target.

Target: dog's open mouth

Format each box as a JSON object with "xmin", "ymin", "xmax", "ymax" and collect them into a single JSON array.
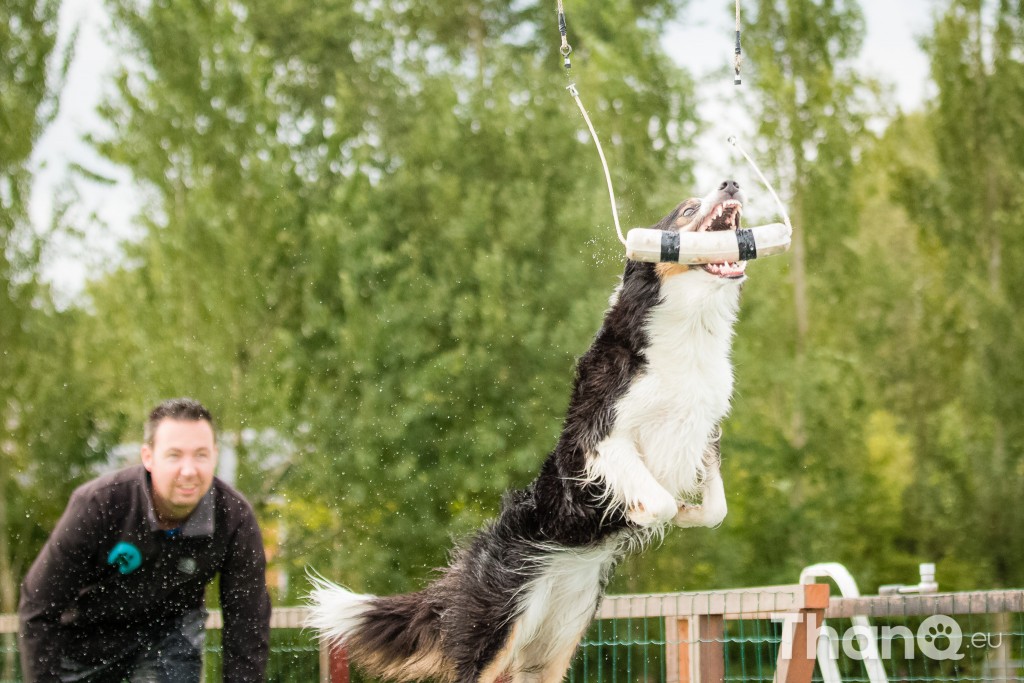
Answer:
[{"xmin": 698, "ymin": 199, "xmax": 746, "ymax": 279}]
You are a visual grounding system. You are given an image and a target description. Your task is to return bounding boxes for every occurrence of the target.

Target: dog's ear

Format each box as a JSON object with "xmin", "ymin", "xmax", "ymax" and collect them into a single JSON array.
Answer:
[{"xmin": 653, "ymin": 198, "xmax": 702, "ymax": 232}]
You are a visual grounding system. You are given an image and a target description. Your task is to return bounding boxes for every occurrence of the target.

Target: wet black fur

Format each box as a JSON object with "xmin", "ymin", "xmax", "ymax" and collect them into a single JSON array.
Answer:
[{"xmin": 341, "ymin": 257, "xmax": 669, "ymax": 681}]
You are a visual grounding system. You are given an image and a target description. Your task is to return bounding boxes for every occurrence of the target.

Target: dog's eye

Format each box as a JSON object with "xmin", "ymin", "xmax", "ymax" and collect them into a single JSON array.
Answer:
[{"xmin": 682, "ymin": 206, "xmax": 699, "ymax": 217}]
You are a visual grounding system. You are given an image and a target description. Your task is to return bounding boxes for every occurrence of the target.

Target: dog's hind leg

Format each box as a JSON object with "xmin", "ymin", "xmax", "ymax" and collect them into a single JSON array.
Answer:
[
  {"xmin": 510, "ymin": 653, "xmax": 574, "ymax": 683},
  {"xmin": 537, "ymin": 641, "xmax": 585, "ymax": 683},
  {"xmin": 512, "ymin": 548, "xmax": 614, "ymax": 683},
  {"xmin": 587, "ymin": 435, "xmax": 678, "ymax": 526},
  {"xmin": 514, "ymin": 624, "xmax": 588, "ymax": 683},
  {"xmin": 471, "ymin": 623, "xmax": 520, "ymax": 683}
]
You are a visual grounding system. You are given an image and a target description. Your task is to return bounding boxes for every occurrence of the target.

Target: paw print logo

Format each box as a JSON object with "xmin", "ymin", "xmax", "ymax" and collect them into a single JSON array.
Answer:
[
  {"xmin": 924, "ymin": 622, "xmax": 954, "ymax": 645},
  {"xmin": 918, "ymin": 615, "xmax": 964, "ymax": 661}
]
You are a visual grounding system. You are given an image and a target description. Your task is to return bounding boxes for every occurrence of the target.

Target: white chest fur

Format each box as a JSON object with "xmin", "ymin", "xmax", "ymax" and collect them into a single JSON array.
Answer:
[{"xmin": 589, "ymin": 273, "xmax": 741, "ymax": 512}]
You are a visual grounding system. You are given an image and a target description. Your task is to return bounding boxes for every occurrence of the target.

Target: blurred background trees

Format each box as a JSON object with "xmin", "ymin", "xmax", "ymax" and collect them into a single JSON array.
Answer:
[{"xmin": 3, "ymin": 0, "xmax": 1024, "ymax": 607}]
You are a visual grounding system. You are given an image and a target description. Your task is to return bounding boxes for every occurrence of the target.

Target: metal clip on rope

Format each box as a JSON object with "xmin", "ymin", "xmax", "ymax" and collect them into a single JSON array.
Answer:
[
  {"xmin": 557, "ymin": 0, "xmax": 572, "ymax": 69},
  {"xmin": 734, "ymin": 0, "xmax": 743, "ymax": 85}
]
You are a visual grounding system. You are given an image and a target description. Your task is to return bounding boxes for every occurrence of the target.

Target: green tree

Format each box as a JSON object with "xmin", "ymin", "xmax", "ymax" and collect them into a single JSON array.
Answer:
[
  {"xmin": 82, "ymin": 0, "xmax": 701, "ymax": 598},
  {"xmin": 724, "ymin": 0, "xmax": 879, "ymax": 585},
  {"xmin": 1, "ymin": 0, "xmax": 117, "ymax": 676},
  {"xmin": 1, "ymin": 0, "xmax": 64, "ymax": 616},
  {"xmin": 890, "ymin": 0, "xmax": 1024, "ymax": 587},
  {"xmin": 614, "ymin": 0, "xmax": 932, "ymax": 593}
]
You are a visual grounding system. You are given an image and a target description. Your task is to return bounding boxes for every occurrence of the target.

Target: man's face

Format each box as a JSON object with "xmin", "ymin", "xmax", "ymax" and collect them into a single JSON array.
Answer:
[{"xmin": 141, "ymin": 418, "xmax": 218, "ymax": 524}]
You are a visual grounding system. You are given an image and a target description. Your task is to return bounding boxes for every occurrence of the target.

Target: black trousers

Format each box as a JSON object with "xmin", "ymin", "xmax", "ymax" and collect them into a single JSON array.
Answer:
[{"xmin": 57, "ymin": 610, "xmax": 205, "ymax": 683}]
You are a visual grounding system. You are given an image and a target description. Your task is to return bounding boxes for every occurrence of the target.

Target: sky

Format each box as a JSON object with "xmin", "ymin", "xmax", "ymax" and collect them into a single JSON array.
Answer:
[{"xmin": 29, "ymin": 0, "xmax": 938, "ymax": 301}]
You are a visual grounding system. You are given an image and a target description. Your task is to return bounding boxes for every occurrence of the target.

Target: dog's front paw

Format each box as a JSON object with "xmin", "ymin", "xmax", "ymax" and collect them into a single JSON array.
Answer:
[
  {"xmin": 672, "ymin": 500, "xmax": 727, "ymax": 528},
  {"xmin": 627, "ymin": 488, "xmax": 679, "ymax": 527}
]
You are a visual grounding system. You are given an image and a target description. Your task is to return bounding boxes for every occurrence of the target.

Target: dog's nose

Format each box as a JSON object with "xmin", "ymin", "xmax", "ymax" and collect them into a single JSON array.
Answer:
[{"xmin": 719, "ymin": 180, "xmax": 741, "ymax": 197}]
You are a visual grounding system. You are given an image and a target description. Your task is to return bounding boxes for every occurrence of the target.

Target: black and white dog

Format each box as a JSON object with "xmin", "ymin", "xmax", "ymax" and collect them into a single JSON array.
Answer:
[{"xmin": 309, "ymin": 180, "xmax": 748, "ymax": 683}]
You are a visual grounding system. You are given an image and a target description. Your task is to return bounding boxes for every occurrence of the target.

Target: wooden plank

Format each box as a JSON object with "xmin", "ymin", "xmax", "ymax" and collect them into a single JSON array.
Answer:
[
  {"xmin": 678, "ymin": 617, "xmax": 693, "ymax": 683},
  {"xmin": 774, "ymin": 605, "xmax": 825, "ymax": 683},
  {"xmin": 0, "ymin": 615, "xmax": 18, "ymax": 634},
  {"xmin": 665, "ymin": 617, "xmax": 693, "ymax": 683},
  {"xmin": 803, "ymin": 583, "xmax": 830, "ymax": 609},
  {"xmin": 319, "ymin": 641, "xmax": 331, "ymax": 683},
  {"xmin": 269, "ymin": 606, "xmax": 310, "ymax": 628},
  {"xmin": 203, "ymin": 606, "xmax": 308, "ymax": 629},
  {"xmin": 596, "ymin": 585, "xmax": 809, "ymax": 620},
  {"xmin": 665, "ymin": 616, "xmax": 680, "ymax": 683},
  {"xmin": 697, "ymin": 614, "xmax": 725, "ymax": 683},
  {"xmin": 600, "ymin": 593, "xmax": 670, "ymax": 620},
  {"xmin": 825, "ymin": 590, "xmax": 1024, "ymax": 619},
  {"xmin": 317, "ymin": 643, "xmax": 350, "ymax": 683},
  {"xmin": 329, "ymin": 646, "xmax": 350, "ymax": 683},
  {"xmin": 772, "ymin": 584, "xmax": 831, "ymax": 683}
]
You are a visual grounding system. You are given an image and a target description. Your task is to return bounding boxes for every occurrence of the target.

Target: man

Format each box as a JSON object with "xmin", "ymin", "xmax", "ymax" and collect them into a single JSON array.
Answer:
[{"xmin": 19, "ymin": 398, "xmax": 271, "ymax": 682}]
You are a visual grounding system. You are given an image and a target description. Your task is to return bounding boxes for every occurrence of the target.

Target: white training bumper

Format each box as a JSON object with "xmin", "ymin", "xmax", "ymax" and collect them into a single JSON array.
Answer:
[{"xmin": 624, "ymin": 222, "xmax": 792, "ymax": 265}]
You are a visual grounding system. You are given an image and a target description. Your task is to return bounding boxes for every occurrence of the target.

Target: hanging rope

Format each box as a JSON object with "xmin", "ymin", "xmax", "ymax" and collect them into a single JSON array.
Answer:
[
  {"xmin": 567, "ymin": 85, "xmax": 626, "ymax": 245},
  {"xmin": 555, "ymin": 0, "xmax": 790, "ymax": 252},
  {"xmin": 556, "ymin": 1, "xmax": 626, "ymax": 246},
  {"xmin": 728, "ymin": 136, "xmax": 792, "ymax": 232}
]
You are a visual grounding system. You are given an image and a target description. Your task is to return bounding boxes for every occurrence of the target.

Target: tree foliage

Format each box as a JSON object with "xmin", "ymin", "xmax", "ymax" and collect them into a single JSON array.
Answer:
[
  {"xmin": 5, "ymin": 0, "xmax": 1024, "ymax": 618},
  {"xmin": 77, "ymin": 0, "xmax": 698, "ymax": 596},
  {"xmin": 888, "ymin": 0, "xmax": 1024, "ymax": 586},
  {"xmin": 1, "ymin": 7, "xmax": 117, "ymax": 682}
]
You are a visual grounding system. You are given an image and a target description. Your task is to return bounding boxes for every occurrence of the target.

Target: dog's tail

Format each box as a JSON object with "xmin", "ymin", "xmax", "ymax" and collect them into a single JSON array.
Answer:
[{"xmin": 306, "ymin": 574, "xmax": 450, "ymax": 682}]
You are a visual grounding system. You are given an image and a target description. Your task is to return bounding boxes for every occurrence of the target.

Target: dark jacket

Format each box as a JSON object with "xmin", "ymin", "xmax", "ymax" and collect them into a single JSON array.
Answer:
[{"xmin": 19, "ymin": 464, "xmax": 271, "ymax": 682}]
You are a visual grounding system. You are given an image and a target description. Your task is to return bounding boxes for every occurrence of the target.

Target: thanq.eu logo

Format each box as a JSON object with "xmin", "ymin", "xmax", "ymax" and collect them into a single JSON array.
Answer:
[{"xmin": 777, "ymin": 613, "xmax": 1002, "ymax": 662}]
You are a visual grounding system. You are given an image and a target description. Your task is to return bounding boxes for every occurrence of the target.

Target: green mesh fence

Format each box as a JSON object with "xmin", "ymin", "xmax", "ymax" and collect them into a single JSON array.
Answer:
[
  {"xmin": 810, "ymin": 611, "xmax": 1024, "ymax": 683},
  {"xmin": 723, "ymin": 617, "xmax": 784, "ymax": 683},
  {"xmin": 565, "ymin": 592, "xmax": 786, "ymax": 683},
  {"xmin": 563, "ymin": 591, "xmax": 1024, "ymax": 683},
  {"xmin": 203, "ymin": 628, "xmax": 320, "ymax": 682},
  {"xmin": 1, "ymin": 633, "xmax": 19, "ymax": 683},
  {"xmin": 568, "ymin": 615, "xmax": 669, "ymax": 682}
]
